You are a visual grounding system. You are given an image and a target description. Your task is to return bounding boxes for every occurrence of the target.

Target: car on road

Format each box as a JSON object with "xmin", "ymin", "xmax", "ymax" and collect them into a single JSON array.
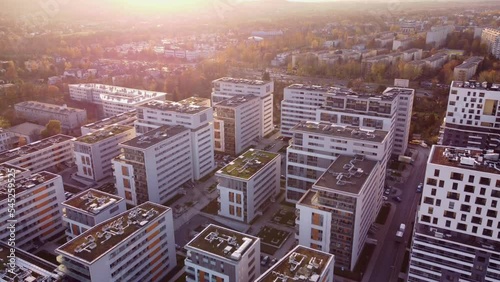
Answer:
[
  {"xmin": 384, "ymin": 188, "xmax": 391, "ymax": 195},
  {"xmin": 416, "ymin": 183, "xmax": 423, "ymax": 193},
  {"xmin": 261, "ymin": 255, "xmax": 269, "ymax": 266},
  {"xmin": 382, "ymin": 196, "xmax": 388, "ymax": 201},
  {"xmin": 393, "ymin": 196, "xmax": 402, "ymax": 202}
]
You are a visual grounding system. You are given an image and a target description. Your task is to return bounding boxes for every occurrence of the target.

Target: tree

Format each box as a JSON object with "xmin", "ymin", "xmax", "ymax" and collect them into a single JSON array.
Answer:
[
  {"xmin": 262, "ymin": 71, "xmax": 271, "ymax": 81},
  {"xmin": 5, "ymin": 61, "xmax": 17, "ymax": 80},
  {"xmin": 0, "ymin": 117, "xmax": 10, "ymax": 128},
  {"xmin": 41, "ymin": 120, "xmax": 61, "ymax": 138}
]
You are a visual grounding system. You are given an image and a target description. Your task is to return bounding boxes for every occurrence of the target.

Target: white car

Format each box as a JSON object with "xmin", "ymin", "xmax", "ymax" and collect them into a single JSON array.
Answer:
[{"xmin": 382, "ymin": 196, "xmax": 388, "ymax": 201}]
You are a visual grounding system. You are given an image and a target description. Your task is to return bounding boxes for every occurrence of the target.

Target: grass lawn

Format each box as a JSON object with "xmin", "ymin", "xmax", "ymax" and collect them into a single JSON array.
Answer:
[
  {"xmin": 270, "ymin": 207, "xmax": 296, "ymax": 227},
  {"xmin": 163, "ymin": 193, "xmax": 184, "ymax": 207},
  {"xmin": 35, "ymin": 250, "xmax": 58, "ymax": 265},
  {"xmin": 335, "ymin": 243, "xmax": 376, "ymax": 281},
  {"xmin": 256, "ymin": 226, "xmax": 290, "ymax": 248},
  {"xmin": 201, "ymin": 198, "xmax": 219, "ymax": 215},
  {"xmin": 375, "ymin": 203, "xmax": 391, "ymax": 225}
]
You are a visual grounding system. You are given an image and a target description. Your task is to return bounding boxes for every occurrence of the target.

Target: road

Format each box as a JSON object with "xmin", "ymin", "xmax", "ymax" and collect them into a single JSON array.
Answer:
[{"xmin": 368, "ymin": 146, "xmax": 429, "ymax": 282}]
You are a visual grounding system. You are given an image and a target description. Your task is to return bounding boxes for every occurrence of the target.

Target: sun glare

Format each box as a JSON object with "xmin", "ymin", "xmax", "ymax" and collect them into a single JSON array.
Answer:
[{"xmin": 117, "ymin": 0, "xmax": 205, "ymax": 12}]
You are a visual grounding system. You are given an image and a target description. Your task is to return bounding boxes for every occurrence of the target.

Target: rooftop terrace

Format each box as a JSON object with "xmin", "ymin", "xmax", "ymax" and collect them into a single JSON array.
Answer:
[
  {"xmin": 430, "ymin": 146, "xmax": 500, "ymax": 174},
  {"xmin": 0, "ymin": 134, "xmax": 74, "ymax": 164},
  {"xmin": 217, "ymin": 149, "xmax": 279, "ymax": 180},
  {"xmin": 15, "ymin": 101, "xmax": 85, "ymax": 114},
  {"xmin": 215, "ymin": 94, "xmax": 259, "ymax": 108},
  {"xmin": 179, "ymin": 97, "xmax": 211, "ymax": 106},
  {"xmin": 451, "ymin": 80, "xmax": 500, "ymax": 91},
  {"xmin": 314, "ymin": 155, "xmax": 377, "ymax": 195},
  {"xmin": 82, "ymin": 110, "xmax": 137, "ymax": 131},
  {"xmin": 287, "ymin": 84, "xmax": 402, "ymax": 101},
  {"xmin": 57, "ymin": 202, "xmax": 168, "ymax": 263},
  {"xmin": 0, "ymin": 171, "xmax": 59, "ymax": 202},
  {"xmin": 76, "ymin": 125, "xmax": 133, "ymax": 144},
  {"xmin": 213, "ymin": 77, "xmax": 268, "ymax": 85},
  {"xmin": 62, "ymin": 189, "xmax": 123, "ymax": 215},
  {"xmin": 121, "ymin": 125, "xmax": 188, "ymax": 149},
  {"xmin": 291, "ymin": 121, "xmax": 388, "ymax": 143},
  {"xmin": 257, "ymin": 245, "xmax": 333, "ymax": 282},
  {"xmin": 140, "ymin": 99, "xmax": 209, "ymax": 114},
  {"xmin": 186, "ymin": 224, "xmax": 258, "ymax": 261}
]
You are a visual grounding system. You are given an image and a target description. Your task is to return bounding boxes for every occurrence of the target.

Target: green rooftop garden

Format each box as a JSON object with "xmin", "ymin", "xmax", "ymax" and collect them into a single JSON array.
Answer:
[
  {"xmin": 218, "ymin": 149, "xmax": 278, "ymax": 179},
  {"xmin": 77, "ymin": 125, "xmax": 131, "ymax": 144}
]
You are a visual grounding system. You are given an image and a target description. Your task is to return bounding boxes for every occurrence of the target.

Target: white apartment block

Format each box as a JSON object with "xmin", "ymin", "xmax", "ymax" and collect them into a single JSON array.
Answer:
[
  {"xmin": 212, "ymin": 77, "xmax": 274, "ymax": 137},
  {"xmin": 68, "ymin": 84, "xmax": 167, "ymax": 117},
  {"xmin": 0, "ymin": 242, "xmax": 64, "ymax": 281},
  {"xmin": 296, "ymin": 154, "xmax": 385, "ymax": 270},
  {"xmin": 481, "ymin": 28, "xmax": 500, "ymax": 59},
  {"xmin": 185, "ymin": 224, "xmax": 261, "ymax": 282},
  {"xmin": 0, "ymin": 134, "xmax": 75, "ymax": 173},
  {"xmin": 280, "ymin": 84, "xmax": 414, "ymax": 155},
  {"xmin": 442, "ymin": 81, "xmax": 500, "ymax": 150},
  {"xmin": 113, "ymin": 125, "xmax": 193, "ymax": 206},
  {"xmin": 15, "ymin": 101, "xmax": 87, "ymax": 132},
  {"xmin": 256, "ymin": 245, "xmax": 335, "ymax": 282},
  {"xmin": 453, "ymin": 56, "xmax": 484, "ymax": 81},
  {"xmin": 56, "ymin": 202, "xmax": 176, "ymax": 282},
  {"xmin": 0, "ymin": 164, "xmax": 65, "ymax": 251},
  {"xmin": 408, "ymin": 146, "xmax": 500, "ymax": 282},
  {"xmin": 135, "ymin": 98, "xmax": 215, "ymax": 180},
  {"xmin": 216, "ymin": 149, "xmax": 280, "ymax": 223},
  {"xmin": 0, "ymin": 128, "xmax": 17, "ymax": 152},
  {"xmin": 81, "ymin": 109, "xmax": 137, "ymax": 135},
  {"xmin": 426, "ymin": 25, "xmax": 454, "ymax": 48},
  {"xmin": 73, "ymin": 125, "xmax": 136, "ymax": 182},
  {"xmin": 214, "ymin": 95, "xmax": 261, "ymax": 155},
  {"xmin": 61, "ymin": 189, "xmax": 126, "ymax": 240},
  {"xmin": 286, "ymin": 121, "xmax": 389, "ymax": 202}
]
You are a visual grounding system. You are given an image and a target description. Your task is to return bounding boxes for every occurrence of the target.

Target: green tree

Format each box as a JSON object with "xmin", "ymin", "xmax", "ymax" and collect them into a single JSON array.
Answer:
[
  {"xmin": 262, "ymin": 71, "xmax": 271, "ymax": 81},
  {"xmin": 41, "ymin": 120, "xmax": 61, "ymax": 138}
]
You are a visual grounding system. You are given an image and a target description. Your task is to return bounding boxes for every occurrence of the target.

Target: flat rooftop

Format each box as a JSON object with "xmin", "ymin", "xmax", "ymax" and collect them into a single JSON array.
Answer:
[
  {"xmin": 0, "ymin": 171, "xmax": 59, "ymax": 202},
  {"xmin": 0, "ymin": 134, "xmax": 74, "ymax": 164},
  {"xmin": 82, "ymin": 110, "xmax": 137, "ymax": 130},
  {"xmin": 291, "ymin": 121, "xmax": 388, "ymax": 143},
  {"xmin": 213, "ymin": 77, "xmax": 268, "ymax": 85},
  {"xmin": 403, "ymin": 48, "xmax": 422, "ymax": 54},
  {"xmin": 383, "ymin": 87, "xmax": 414, "ymax": 96},
  {"xmin": 121, "ymin": 124, "xmax": 188, "ymax": 149},
  {"xmin": 217, "ymin": 149, "xmax": 279, "ymax": 180},
  {"xmin": 215, "ymin": 94, "xmax": 258, "ymax": 108},
  {"xmin": 62, "ymin": 189, "xmax": 124, "ymax": 215},
  {"xmin": 257, "ymin": 245, "xmax": 333, "ymax": 282},
  {"xmin": 186, "ymin": 224, "xmax": 258, "ymax": 261},
  {"xmin": 140, "ymin": 99, "xmax": 209, "ymax": 114},
  {"xmin": 70, "ymin": 84, "xmax": 167, "ymax": 98},
  {"xmin": 288, "ymin": 84, "xmax": 400, "ymax": 101},
  {"xmin": 451, "ymin": 80, "xmax": 500, "ymax": 91},
  {"xmin": 57, "ymin": 202, "xmax": 169, "ymax": 264},
  {"xmin": 15, "ymin": 101, "xmax": 86, "ymax": 114},
  {"xmin": 0, "ymin": 164, "xmax": 28, "ymax": 183},
  {"xmin": 430, "ymin": 146, "xmax": 500, "ymax": 174},
  {"xmin": 179, "ymin": 97, "xmax": 210, "ymax": 106},
  {"xmin": 314, "ymin": 155, "xmax": 377, "ymax": 195},
  {"xmin": 0, "ymin": 242, "xmax": 61, "ymax": 281},
  {"xmin": 76, "ymin": 125, "xmax": 133, "ymax": 144}
]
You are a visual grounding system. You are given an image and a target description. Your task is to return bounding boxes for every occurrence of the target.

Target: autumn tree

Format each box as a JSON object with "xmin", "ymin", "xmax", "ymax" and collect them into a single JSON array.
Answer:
[
  {"xmin": 41, "ymin": 120, "xmax": 62, "ymax": 138},
  {"xmin": 4, "ymin": 61, "xmax": 17, "ymax": 80}
]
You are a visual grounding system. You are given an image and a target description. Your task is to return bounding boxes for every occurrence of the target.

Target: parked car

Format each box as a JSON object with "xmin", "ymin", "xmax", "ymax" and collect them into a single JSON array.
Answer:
[
  {"xmin": 393, "ymin": 196, "xmax": 402, "ymax": 202},
  {"xmin": 261, "ymin": 255, "xmax": 269, "ymax": 266},
  {"xmin": 382, "ymin": 196, "xmax": 388, "ymax": 201},
  {"xmin": 384, "ymin": 188, "xmax": 391, "ymax": 195}
]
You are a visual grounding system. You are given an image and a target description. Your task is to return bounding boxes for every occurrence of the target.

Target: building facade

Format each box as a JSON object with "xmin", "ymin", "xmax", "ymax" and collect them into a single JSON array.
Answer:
[
  {"xmin": 0, "ymin": 164, "xmax": 65, "ymax": 251},
  {"xmin": 185, "ymin": 224, "xmax": 261, "ymax": 282},
  {"xmin": 15, "ymin": 101, "xmax": 87, "ymax": 133},
  {"xmin": 113, "ymin": 125, "xmax": 193, "ymax": 206},
  {"xmin": 73, "ymin": 125, "xmax": 136, "ymax": 182},
  {"xmin": 0, "ymin": 128, "xmax": 17, "ymax": 152},
  {"xmin": 80, "ymin": 109, "xmax": 137, "ymax": 135},
  {"xmin": 135, "ymin": 98, "xmax": 215, "ymax": 180},
  {"xmin": 442, "ymin": 81, "xmax": 500, "ymax": 149},
  {"xmin": 216, "ymin": 149, "xmax": 280, "ymax": 223},
  {"xmin": 61, "ymin": 189, "xmax": 126, "ymax": 240},
  {"xmin": 408, "ymin": 146, "xmax": 500, "ymax": 281},
  {"xmin": 481, "ymin": 28, "xmax": 500, "ymax": 59},
  {"xmin": 453, "ymin": 56, "xmax": 484, "ymax": 81},
  {"xmin": 56, "ymin": 202, "xmax": 176, "ymax": 282},
  {"xmin": 296, "ymin": 154, "xmax": 385, "ymax": 270}
]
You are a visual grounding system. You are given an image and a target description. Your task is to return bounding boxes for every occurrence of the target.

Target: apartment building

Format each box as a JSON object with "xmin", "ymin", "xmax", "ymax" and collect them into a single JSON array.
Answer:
[
  {"xmin": 0, "ymin": 134, "xmax": 75, "ymax": 173},
  {"xmin": 453, "ymin": 56, "xmax": 484, "ymax": 81},
  {"xmin": 296, "ymin": 154, "xmax": 385, "ymax": 270},
  {"xmin": 212, "ymin": 77, "xmax": 274, "ymax": 138},
  {"xmin": 0, "ymin": 128, "xmax": 17, "ymax": 152},
  {"xmin": 426, "ymin": 25, "xmax": 454, "ymax": 47},
  {"xmin": 0, "ymin": 242, "xmax": 64, "ymax": 281},
  {"xmin": 216, "ymin": 149, "xmax": 280, "ymax": 223},
  {"xmin": 402, "ymin": 48, "xmax": 423, "ymax": 61},
  {"xmin": 56, "ymin": 202, "xmax": 176, "ymax": 282},
  {"xmin": 281, "ymin": 84, "xmax": 414, "ymax": 155},
  {"xmin": 442, "ymin": 81, "xmax": 500, "ymax": 149},
  {"xmin": 286, "ymin": 121, "xmax": 389, "ymax": 202},
  {"xmin": 61, "ymin": 189, "xmax": 126, "ymax": 240},
  {"xmin": 0, "ymin": 164, "xmax": 65, "ymax": 251},
  {"xmin": 81, "ymin": 109, "xmax": 137, "ymax": 135},
  {"xmin": 113, "ymin": 125, "xmax": 193, "ymax": 205},
  {"xmin": 73, "ymin": 125, "xmax": 135, "ymax": 182},
  {"xmin": 184, "ymin": 224, "xmax": 261, "ymax": 282},
  {"xmin": 68, "ymin": 84, "xmax": 167, "ymax": 117},
  {"xmin": 408, "ymin": 146, "xmax": 500, "ymax": 281},
  {"xmin": 423, "ymin": 52, "xmax": 449, "ymax": 70},
  {"xmin": 15, "ymin": 101, "xmax": 87, "ymax": 132},
  {"xmin": 135, "ymin": 98, "xmax": 215, "ymax": 180},
  {"xmin": 481, "ymin": 28, "xmax": 500, "ymax": 59},
  {"xmin": 213, "ymin": 95, "xmax": 261, "ymax": 155},
  {"xmin": 256, "ymin": 245, "xmax": 335, "ymax": 282}
]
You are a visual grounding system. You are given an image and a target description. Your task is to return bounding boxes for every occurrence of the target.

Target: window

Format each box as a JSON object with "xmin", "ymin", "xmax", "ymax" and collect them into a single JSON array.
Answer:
[
  {"xmin": 472, "ymin": 216, "xmax": 482, "ymax": 224},
  {"xmin": 421, "ymin": 215, "xmax": 431, "ymax": 222},
  {"xmin": 450, "ymin": 172, "xmax": 463, "ymax": 181},
  {"xmin": 427, "ymin": 178, "xmax": 437, "ymax": 186},
  {"xmin": 452, "ymin": 183, "xmax": 458, "ymax": 190},
  {"xmin": 487, "ymin": 210, "xmax": 497, "ymax": 218},
  {"xmin": 428, "ymin": 207, "xmax": 434, "ymax": 214},
  {"xmin": 465, "ymin": 195, "xmax": 471, "ymax": 202},
  {"xmin": 444, "ymin": 211, "xmax": 456, "ymax": 219},
  {"xmin": 424, "ymin": 197, "xmax": 434, "ymax": 204},
  {"xmin": 475, "ymin": 197, "xmax": 486, "ymax": 205},
  {"xmin": 431, "ymin": 189, "xmax": 436, "ymax": 196},
  {"xmin": 445, "ymin": 220, "xmax": 451, "ymax": 227},
  {"xmin": 460, "ymin": 204, "xmax": 471, "ymax": 212},
  {"xmin": 476, "ymin": 207, "xmax": 482, "ymax": 214},
  {"xmin": 480, "ymin": 177, "xmax": 491, "ymax": 185},
  {"xmin": 229, "ymin": 205, "xmax": 235, "ymax": 215},
  {"xmin": 436, "ymin": 199, "xmax": 441, "ymax": 206},
  {"xmin": 121, "ymin": 166, "xmax": 129, "ymax": 176},
  {"xmin": 457, "ymin": 223, "xmax": 467, "ymax": 231},
  {"xmin": 447, "ymin": 192, "xmax": 460, "ymax": 200},
  {"xmin": 480, "ymin": 188, "xmax": 486, "ymax": 195},
  {"xmin": 229, "ymin": 192, "xmax": 234, "ymax": 202},
  {"xmin": 434, "ymin": 169, "xmax": 440, "ymax": 177},
  {"xmin": 439, "ymin": 180, "xmax": 444, "ymax": 187},
  {"xmin": 464, "ymin": 185, "xmax": 475, "ymax": 193},
  {"xmin": 236, "ymin": 194, "xmax": 242, "ymax": 204}
]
